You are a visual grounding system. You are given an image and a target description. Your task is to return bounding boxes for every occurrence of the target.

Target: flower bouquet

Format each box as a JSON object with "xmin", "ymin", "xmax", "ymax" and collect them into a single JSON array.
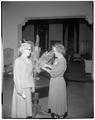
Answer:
[{"xmin": 32, "ymin": 36, "xmax": 55, "ymax": 81}]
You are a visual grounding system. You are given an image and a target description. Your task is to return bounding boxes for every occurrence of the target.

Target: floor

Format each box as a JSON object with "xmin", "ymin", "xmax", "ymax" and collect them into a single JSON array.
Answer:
[{"xmin": 2, "ymin": 74, "xmax": 94, "ymax": 119}]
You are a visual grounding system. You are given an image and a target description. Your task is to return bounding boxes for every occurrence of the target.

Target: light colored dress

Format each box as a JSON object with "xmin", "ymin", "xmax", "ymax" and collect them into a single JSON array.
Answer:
[
  {"xmin": 11, "ymin": 56, "xmax": 35, "ymax": 118},
  {"xmin": 48, "ymin": 57, "xmax": 67, "ymax": 115}
]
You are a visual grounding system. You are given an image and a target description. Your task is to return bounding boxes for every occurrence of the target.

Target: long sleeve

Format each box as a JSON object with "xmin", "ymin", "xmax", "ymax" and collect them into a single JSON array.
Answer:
[
  {"xmin": 50, "ymin": 58, "xmax": 67, "ymax": 78},
  {"xmin": 13, "ymin": 59, "xmax": 23, "ymax": 95}
]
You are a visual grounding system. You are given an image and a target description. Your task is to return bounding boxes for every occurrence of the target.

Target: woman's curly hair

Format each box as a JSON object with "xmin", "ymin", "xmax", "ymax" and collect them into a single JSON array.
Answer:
[{"xmin": 53, "ymin": 43, "xmax": 66, "ymax": 56}]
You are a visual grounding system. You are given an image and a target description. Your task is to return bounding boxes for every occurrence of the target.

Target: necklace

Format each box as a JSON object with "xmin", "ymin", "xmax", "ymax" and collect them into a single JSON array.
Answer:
[
  {"xmin": 21, "ymin": 56, "xmax": 31, "ymax": 64},
  {"xmin": 25, "ymin": 58, "xmax": 31, "ymax": 64}
]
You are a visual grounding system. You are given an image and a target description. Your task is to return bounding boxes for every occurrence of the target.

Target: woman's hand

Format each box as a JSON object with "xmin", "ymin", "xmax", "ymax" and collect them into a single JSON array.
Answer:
[
  {"xmin": 43, "ymin": 64, "xmax": 52, "ymax": 69},
  {"xmin": 41, "ymin": 66, "xmax": 51, "ymax": 73},
  {"xmin": 22, "ymin": 93, "xmax": 26, "ymax": 99},
  {"xmin": 41, "ymin": 63, "xmax": 52, "ymax": 70},
  {"xmin": 32, "ymin": 87, "xmax": 35, "ymax": 93}
]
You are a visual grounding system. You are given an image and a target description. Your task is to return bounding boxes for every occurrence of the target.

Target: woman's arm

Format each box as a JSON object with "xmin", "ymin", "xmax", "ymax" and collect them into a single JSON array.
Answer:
[
  {"xmin": 43, "ymin": 64, "xmax": 52, "ymax": 69},
  {"xmin": 50, "ymin": 59, "xmax": 67, "ymax": 77},
  {"xmin": 40, "ymin": 63, "xmax": 52, "ymax": 73},
  {"xmin": 13, "ymin": 59, "xmax": 23, "ymax": 95},
  {"xmin": 41, "ymin": 66, "xmax": 51, "ymax": 73}
]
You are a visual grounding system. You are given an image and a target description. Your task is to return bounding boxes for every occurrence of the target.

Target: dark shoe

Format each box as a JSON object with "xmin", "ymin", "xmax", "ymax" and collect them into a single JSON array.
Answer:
[
  {"xmin": 59, "ymin": 112, "xmax": 67, "ymax": 118},
  {"xmin": 26, "ymin": 116, "xmax": 32, "ymax": 119},
  {"xmin": 55, "ymin": 115, "xmax": 59, "ymax": 118},
  {"xmin": 51, "ymin": 113, "xmax": 54, "ymax": 118},
  {"xmin": 64, "ymin": 112, "xmax": 68, "ymax": 118}
]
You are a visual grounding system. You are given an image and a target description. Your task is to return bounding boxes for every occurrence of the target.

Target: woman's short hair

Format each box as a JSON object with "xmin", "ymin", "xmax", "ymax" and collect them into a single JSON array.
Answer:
[
  {"xmin": 53, "ymin": 43, "xmax": 66, "ymax": 56},
  {"xmin": 18, "ymin": 41, "xmax": 34, "ymax": 56}
]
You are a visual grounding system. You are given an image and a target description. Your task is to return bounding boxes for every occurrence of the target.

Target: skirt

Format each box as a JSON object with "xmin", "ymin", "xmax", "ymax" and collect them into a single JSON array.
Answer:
[
  {"xmin": 11, "ymin": 87, "xmax": 32, "ymax": 118},
  {"xmin": 48, "ymin": 77, "xmax": 67, "ymax": 115}
]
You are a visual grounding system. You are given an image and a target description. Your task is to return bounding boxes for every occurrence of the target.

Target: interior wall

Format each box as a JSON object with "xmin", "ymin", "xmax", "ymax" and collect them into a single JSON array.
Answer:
[{"xmin": 2, "ymin": 1, "xmax": 93, "ymax": 60}]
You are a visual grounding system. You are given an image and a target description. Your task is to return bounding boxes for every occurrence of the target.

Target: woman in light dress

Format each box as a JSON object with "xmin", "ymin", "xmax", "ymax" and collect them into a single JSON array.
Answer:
[
  {"xmin": 41, "ymin": 44, "xmax": 67, "ymax": 118},
  {"xmin": 11, "ymin": 41, "xmax": 35, "ymax": 118}
]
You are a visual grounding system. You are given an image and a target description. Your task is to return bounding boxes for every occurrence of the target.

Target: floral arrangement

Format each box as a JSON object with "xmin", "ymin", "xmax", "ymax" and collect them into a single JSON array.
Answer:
[
  {"xmin": 33, "ymin": 48, "xmax": 54, "ymax": 75},
  {"xmin": 32, "ymin": 36, "xmax": 54, "ymax": 81}
]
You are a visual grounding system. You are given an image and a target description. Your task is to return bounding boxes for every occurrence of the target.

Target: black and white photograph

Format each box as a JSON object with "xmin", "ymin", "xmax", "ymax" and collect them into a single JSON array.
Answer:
[{"xmin": 1, "ymin": 1, "xmax": 94, "ymax": 119}]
